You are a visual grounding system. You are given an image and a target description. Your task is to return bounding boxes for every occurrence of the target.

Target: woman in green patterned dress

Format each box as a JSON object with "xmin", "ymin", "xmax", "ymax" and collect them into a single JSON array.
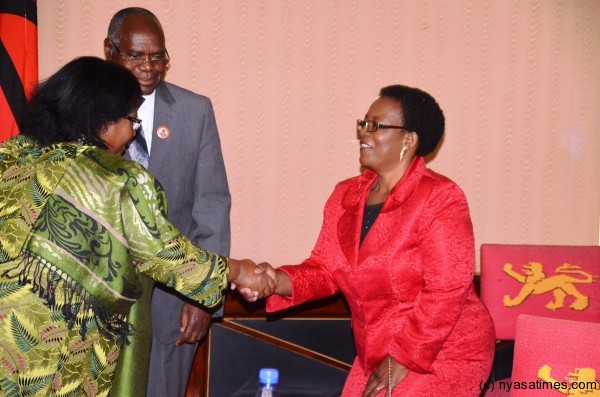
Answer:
[{"xmin": 0, "ymin": 57, "xmax": 271, "ymax": 397}]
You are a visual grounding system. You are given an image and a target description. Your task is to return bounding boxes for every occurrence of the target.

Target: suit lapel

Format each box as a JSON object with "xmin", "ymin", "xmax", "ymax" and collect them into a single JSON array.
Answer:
[
  {"xmin": 351, "ymin": 158, "xmax": 427, "ymax": 264},
  {"xmin": 358, "ymin": 204, "xmax": 401, "ymax": 263},
  {"xmin": 338, "ymin": 173, "xmax": 374, "ymax": 266},
  {"xmin": 148, "ymin": 83, "xmax": 176, "ymax": 173}
]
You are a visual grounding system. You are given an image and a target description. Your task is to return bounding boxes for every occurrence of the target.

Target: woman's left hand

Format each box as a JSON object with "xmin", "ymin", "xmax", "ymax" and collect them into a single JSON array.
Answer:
[{"xmin": 362, "ymin": 355, "xmax": 409, "ymax": 397}]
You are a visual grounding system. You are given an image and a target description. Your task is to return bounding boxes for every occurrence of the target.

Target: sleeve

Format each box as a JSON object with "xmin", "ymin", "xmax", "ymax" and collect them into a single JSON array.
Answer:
[
  {"xmin": 390, "ymin": 183, "xmax": 476, "ymax": 374},
  {"xmin": 121, "ymin": 169, "xmax": 230, "ymax": 309},
  {"xmin": 190, "ymin": 98, "xmax": 231, "ymax": 316},
  {"xmin": 267, "ymin": 187, "xmax": 341, "ymax": 312}
]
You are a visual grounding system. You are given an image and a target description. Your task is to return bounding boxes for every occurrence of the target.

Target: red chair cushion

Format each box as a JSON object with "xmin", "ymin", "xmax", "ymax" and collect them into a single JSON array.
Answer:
[{"xmin": 510, "ymin": 315, "xmax": 600, "ymax": 396}]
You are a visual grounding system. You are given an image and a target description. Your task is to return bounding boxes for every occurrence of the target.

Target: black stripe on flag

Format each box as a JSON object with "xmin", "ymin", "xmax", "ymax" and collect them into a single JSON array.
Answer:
[
  {"xmin": 0, "ymin": 40, "xmax": 29, "ymax": 127},
  {"xmin": 0, "ymin": 1, "xmax": 37, "ymax": 25}
]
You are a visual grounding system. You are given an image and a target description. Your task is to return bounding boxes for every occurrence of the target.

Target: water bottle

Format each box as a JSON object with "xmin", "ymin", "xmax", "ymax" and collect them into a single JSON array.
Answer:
[{"xmin": 255, "ymin": 368, "xmax": 281, "ymax": 397}]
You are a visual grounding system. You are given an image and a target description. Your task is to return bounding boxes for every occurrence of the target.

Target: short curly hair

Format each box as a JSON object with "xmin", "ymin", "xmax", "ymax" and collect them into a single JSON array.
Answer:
[
  {"xmin": 20, "ymin": 56, "xmax": 141, "ymax": 148},
  {"xmin": 379, "ymin": 85, "xmax": 445, "ymax": 157}
]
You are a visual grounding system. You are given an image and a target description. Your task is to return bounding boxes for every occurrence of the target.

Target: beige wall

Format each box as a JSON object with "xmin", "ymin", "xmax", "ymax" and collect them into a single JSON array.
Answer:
[{"xmin": 38, "ymin": 0, "xmax": 600, "ymax": 271}]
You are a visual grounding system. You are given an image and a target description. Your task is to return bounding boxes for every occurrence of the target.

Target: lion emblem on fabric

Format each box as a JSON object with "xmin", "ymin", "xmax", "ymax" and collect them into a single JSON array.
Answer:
[{"xmin": 502, "ymin": 262, "xmax": 597, "ymax": 310}]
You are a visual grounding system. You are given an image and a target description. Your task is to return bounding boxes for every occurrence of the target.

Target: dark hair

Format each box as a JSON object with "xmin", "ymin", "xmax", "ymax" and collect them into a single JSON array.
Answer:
[
  {"xmin": 20, "ymin": 56, "xmax": 141, "ymax": 148},
  {"xmin": 379, "ymin": 85, "xmax": 445, "ymax": 157},
  {"xmin": 107, "ymin": 7, "xmax": 162, "ymax": 45}
]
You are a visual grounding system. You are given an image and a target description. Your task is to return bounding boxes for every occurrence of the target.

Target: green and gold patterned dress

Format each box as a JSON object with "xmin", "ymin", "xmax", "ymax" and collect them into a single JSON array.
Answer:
[{"xmin": 0, "ymin": 135, "xmax": 229, "ymax": 397}]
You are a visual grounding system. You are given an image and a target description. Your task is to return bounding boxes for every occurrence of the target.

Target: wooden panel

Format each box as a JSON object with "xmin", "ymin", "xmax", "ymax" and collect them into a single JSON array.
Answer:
[
  {"xmin": 186, "ymin": 293, "xmax": 351, "ymax": 397},
  {"xmin": 223, "ymin": 292, "xmax": 351, "ymax": 319}
]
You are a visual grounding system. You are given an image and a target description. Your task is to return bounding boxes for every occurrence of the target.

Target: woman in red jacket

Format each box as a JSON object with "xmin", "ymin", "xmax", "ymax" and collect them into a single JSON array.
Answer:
[{"xmin": 261, "ymin": 85, "xmax": 495, "ymax": 396}]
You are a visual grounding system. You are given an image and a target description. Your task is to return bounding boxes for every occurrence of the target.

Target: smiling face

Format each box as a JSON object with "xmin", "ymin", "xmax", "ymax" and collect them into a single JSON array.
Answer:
[
  {"xmin": 102, "ymin": 110, "xmax": 138, "ymax": 156},
  {"xmin": 104, "ymin": 14, "xmax": 167, "ymax": 95},
  {"xmin": 358, "ymin": 97, "xmax": 410, "ymax": 173}
]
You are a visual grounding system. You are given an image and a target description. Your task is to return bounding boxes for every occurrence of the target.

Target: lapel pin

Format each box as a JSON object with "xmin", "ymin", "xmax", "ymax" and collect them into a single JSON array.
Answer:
[{"xmin": 156, "ymin": 126, "xmax": 170, "ymax": 139}]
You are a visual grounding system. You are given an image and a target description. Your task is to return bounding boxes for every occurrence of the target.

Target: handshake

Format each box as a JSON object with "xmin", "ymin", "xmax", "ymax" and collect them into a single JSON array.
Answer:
[{"xmin": 228, "ymin": 259, "xmax": 280, "ymax": 302}]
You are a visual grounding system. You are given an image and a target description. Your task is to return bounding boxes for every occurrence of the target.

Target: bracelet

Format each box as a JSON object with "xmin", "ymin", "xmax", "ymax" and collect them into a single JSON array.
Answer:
[{"xmin": 386, "ymin": 355, "xmax": 392, "ymax": 397}]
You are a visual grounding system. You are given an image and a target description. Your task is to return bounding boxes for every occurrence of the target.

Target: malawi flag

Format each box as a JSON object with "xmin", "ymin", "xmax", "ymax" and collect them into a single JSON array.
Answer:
[{"xmin": 0, "ymin": 0, "xmax": 37, "ymax": 142}]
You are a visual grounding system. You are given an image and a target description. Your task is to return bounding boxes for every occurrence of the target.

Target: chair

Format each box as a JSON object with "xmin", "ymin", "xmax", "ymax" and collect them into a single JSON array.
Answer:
[
  {"xmin": 510, "ymin": 315, "xmax": 600, "ymax": 396},
  {"xmin": 479, "ymin": 244, "xmax": 600, "ymax": 395}
]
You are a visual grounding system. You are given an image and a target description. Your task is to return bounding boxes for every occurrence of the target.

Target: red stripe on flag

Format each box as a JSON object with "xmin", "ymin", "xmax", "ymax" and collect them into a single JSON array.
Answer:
[
  {"xmin": 0, "ymin": 14, "xmax": 38, "ymax": 99},
  {"xmin": 0, "ymin": 12, "xmax": 38, "ymax": 141},
  {"xmin": 0, "ymin": 84, "xmax": 19, "ymax": 139}
]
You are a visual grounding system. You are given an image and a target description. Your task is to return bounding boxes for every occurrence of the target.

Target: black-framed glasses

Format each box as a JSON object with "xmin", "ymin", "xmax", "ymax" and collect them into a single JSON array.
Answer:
[
  {"xmin": 357, "ymin": 119, "xmax": 409, "ymax": 133},
  {"xmin": 110, "ymin": 39, "xmax": 170, "ymax": 66},
  {"xmin": 123, "ymin": 115, "xmax": 142, "ymax": 133}
]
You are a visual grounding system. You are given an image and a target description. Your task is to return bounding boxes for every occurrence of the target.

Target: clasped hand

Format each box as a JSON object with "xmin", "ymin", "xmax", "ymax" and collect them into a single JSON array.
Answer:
[{"xmin": 229, "ymin": 260, "xmax": 277, "ymax": 302}]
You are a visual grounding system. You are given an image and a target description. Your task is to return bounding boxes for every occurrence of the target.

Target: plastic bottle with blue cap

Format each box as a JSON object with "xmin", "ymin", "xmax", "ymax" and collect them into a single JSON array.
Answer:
[{"xmin": 255, "ymin": 368, "xmax": 281, "ymax": 397}]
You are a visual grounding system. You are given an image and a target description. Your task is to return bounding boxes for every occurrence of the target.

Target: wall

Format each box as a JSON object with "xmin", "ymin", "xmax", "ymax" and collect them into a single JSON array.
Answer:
[{"xmin": 38, "ymin": 0, "xmax": 600, "ymax": 270}]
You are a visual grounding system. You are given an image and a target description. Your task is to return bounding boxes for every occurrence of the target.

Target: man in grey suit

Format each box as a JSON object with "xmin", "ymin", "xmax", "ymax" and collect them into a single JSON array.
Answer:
[{"xmin": 104, "ymin": 7, "xmax": 231, "ymax": 397}]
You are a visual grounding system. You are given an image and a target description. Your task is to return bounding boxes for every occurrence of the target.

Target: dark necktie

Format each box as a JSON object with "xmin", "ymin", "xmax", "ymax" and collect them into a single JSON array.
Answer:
[{"xmin": 129, "ymin": 126, "xmax": 149, "ymax": 168}]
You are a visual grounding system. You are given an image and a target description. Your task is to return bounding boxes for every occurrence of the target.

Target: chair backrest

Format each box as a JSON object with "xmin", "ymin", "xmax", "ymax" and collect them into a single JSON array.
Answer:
[
  {"xmin": 510, "ymin": 315, "xmax": 600, "ymax": 396},
  {"xmin": 480, "ymin": 244, "xmax": 600, "ymax": 340}
]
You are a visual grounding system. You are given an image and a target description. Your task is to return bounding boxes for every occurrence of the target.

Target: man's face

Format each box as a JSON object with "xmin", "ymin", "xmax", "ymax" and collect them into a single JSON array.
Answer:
[{"xmin": 104, "ymin": 15, "xmax": 168, "ymax": 95}]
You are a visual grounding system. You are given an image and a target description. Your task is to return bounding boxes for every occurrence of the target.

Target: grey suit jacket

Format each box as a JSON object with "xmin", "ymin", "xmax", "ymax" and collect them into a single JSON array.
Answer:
[{"xmin": 141, "ymin": 81, "xmax": 231, "ymax": 343}]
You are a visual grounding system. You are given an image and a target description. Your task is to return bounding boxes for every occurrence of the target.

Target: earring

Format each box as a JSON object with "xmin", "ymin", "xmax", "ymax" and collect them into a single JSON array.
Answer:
[{"xmin": 399, "ymin": 146, "xmax": 408, "ymax": 163}]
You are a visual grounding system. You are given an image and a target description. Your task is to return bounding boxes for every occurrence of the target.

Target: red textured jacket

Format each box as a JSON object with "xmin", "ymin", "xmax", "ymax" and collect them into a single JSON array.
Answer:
[{"xmin": 267, "ymin": 157, "xmax": 494, "ymax": 392}]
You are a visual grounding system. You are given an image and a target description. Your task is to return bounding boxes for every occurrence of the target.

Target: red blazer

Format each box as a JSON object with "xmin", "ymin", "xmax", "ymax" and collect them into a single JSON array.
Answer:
[{"xmin": 267, "ymin": 157, "xmax": 494, "ymax": 377}]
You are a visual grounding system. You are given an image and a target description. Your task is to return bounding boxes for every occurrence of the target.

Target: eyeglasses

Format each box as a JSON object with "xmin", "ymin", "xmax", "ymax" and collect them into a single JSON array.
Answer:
[
  {"xmin": 110, "ymin": 39, "xmax": 170, "ymax": 66},
  {"xmin": 123, "ymin": 115, "xmax": 142, "ymax": 133},
  {"xmin": 357, "ymin": 119, "xmax": 409, "ymax": 133}
]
